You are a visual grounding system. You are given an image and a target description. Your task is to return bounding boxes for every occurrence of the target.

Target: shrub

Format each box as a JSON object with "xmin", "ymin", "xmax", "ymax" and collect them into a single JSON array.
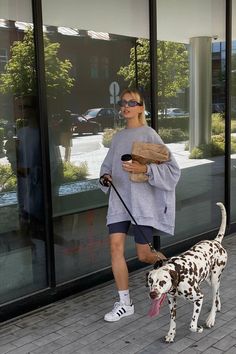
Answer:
[
  {"xmin": 0, "ymin": 164, "xmax": 17, "ymax": 192},
  {"xmin": 0, "ymin": 161, "xmax": 89, "ymax": 193},
  {"xmin": 0, "ymin": 127, "xmax": 4, "ymax": 152},
  {"xmin": 231, "ymin": 119, "xmax": 236, "ymax": 133},
  {"xmin": 159, "ymin": 128, "xmax": 188, "ymax": 143},
  {"xmin": 158, "ymin": 116, "xmax": 189, "ymax": 131},
  {"xmin": 189, "ymin": 134, "xmax": 236, "ymax": 159},
  {"xmin": 16, "ymin": 118, "xmax": 28, "ymax": 129},
  {"xmin": 63, "ymin": 161, "xmax": 88, "ymax": 183},
  {"xmin": 212, "ymin": 113, "xmax": 225, "ymax": 135}
]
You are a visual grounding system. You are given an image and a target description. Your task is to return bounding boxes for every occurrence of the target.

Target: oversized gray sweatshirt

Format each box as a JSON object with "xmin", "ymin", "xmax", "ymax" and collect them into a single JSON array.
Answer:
[{"xmin": 100, "ymin": 125, "xmax": 181, "ymax": 235}]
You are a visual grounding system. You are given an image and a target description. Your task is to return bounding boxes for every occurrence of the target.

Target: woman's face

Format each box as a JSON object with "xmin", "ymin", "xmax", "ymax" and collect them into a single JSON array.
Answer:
[{"xmin": 120, "ymin": 92, "xmax": 144, "ymax": 121}]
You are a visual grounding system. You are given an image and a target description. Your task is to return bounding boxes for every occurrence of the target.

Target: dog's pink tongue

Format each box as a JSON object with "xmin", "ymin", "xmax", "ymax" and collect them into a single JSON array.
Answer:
[{"xmin": 148, "ymin": 294, "xmax": 166, "ymax": 317}]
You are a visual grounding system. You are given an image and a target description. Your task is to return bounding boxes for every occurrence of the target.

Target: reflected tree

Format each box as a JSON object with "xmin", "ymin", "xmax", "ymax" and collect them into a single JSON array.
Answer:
[
  {"xmin": 0, "ymin": 28, "xmax": 74, "ymax": 99},
  {"xmin": 118, "ymin": 38, "xmax": 189, "ymax": 114}
]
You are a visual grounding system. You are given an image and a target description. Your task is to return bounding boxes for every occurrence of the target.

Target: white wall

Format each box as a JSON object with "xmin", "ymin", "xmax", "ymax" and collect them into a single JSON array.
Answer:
[
  {"xmin": 157, "ymin": 0, "xmax": 226, "ymax": 43},
  {"xmin": 41, "ymin": 0, "xmax": 149, "ymax": 38},
  {"xmin": 1, "ymin": 0, "xmax": 236, "ymax": 42},
  {"xmin": 0, "ymin": 0, "xmax": 32, "ymax": 22}
]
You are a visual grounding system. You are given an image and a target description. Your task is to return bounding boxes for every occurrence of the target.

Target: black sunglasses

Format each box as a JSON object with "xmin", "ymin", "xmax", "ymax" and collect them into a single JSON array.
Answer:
[{"xmin": 118, "ymin": 99, "xmax": 143, "ymax": 107}]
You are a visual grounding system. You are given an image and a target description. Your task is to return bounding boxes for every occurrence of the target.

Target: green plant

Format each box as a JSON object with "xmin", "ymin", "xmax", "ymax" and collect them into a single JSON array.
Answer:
[
  {"xmin": 184, "ymin": 141, "xmax": 189, "ymax": 151},
  {"xmin": 212, "ymin": 113, "xmax": 225, "ymax": 135},
  {"xmin": 118, "ymin": 39, "xmax": 189, "ymax": 111},
  {"xmin": 0, "ymin": 28, "xmax": 74, "ymax": 99},
  {"xmin": 231, "ymin": 119, "xmax": 236, "ymax": 133},
  {"xmin": 0, "ymin": 164, "xmax": 17, "ymax": 192},
  {"xmin": 16, "ymin": 118, "xmax": 28, "ymax": 129},
  {"xmin": 159, "ymin": 128, "xmax": 188, "ymax": 143},
  {"xmin": 0, "ymin": 127, "xmax": 4, "ymax": 152},
  {"xmin": 63, "ymin": 161, "xmax": 88, "ymax": 183},
  {"xmin": 189, "ymin": 134, "xmax": 236, "ymax": 159}
]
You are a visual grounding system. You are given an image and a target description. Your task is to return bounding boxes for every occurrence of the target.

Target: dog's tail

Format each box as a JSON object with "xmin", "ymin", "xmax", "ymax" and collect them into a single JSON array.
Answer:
[{"xmin": 215, "ymin": 202, "xmax": 227, "ymax": 243}]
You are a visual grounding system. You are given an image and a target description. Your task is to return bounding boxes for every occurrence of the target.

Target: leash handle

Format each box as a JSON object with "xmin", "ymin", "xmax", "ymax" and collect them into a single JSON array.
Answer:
[{"xmin": 100, "ymin": 175, "xmax": 157, "ymax": 253}]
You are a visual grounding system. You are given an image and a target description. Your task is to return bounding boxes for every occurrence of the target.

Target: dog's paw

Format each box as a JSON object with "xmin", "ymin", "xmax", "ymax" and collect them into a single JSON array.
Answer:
[
  {"xmin": 216, "ymin": 300, "xmax": 221, "ymax": 312},
  {"xmin": 164, "ymin": 334, "xmax": 175, "ymax": 343},
  {"xmin": 190, "ymin": 325, "xmax": 203, "ymax": 333},
  {"xmin": 206, "ymin": 315, "xmax": 216, "ymax": 328}
]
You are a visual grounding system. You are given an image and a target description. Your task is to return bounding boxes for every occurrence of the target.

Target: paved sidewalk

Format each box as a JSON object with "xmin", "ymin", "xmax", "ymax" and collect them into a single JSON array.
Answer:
[{"xmin": 0, "ymin": 233, "xmax": 235, "ymax": 354}]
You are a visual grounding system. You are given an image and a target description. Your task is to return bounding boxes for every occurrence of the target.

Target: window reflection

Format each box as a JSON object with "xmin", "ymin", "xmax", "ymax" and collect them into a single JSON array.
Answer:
[{"xmin": 0, "ymin": 13, "xmax": 47, "ymax": 302}]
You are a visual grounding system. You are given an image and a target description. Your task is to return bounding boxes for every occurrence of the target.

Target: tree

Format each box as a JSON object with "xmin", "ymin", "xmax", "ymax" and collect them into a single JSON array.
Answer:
[
  {"xmin": 0, "ymin": 28, "xmax": 75, "ymax": 99},
  {"xmin": 117, "ymin": 39, "xmax": 189, "ymax": 112}
]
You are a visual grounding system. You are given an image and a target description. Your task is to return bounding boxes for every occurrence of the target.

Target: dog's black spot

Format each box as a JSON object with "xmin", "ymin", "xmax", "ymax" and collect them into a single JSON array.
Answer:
[{"xmin": 159, "ymin": 280, "xmax": 166, "ymax": 287}]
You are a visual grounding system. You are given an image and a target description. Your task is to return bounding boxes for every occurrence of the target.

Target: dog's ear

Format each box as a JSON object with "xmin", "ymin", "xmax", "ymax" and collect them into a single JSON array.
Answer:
[
  {"xmin": 145, "ymin": 272, "xmax": 149, "ymax": 287},
  {"xmin": 169, "ymin": 270, "xmax": 179, "ymax": 288}
]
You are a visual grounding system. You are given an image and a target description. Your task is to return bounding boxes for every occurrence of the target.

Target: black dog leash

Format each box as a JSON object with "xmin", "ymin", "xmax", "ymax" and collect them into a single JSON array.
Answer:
[{"xmin": 99, "ymin": 174, "xmax": 158, "ymax": 254}]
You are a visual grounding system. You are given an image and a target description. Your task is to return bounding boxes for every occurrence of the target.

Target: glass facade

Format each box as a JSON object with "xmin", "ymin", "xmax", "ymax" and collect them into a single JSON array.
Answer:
[
  {"xmin": 0, "ymin": 0, "xmax": 235, "ymax": 318},
  {"xmin": 232, "ymin": 1, "xmax": 236, "ymax": 221},
  {"xmin": 0, "ymin": 1, "xmax": 47, "ymax": 304},
  {"xmin": 156, "ymin": 0, "xmax": 226, "ymax": 246}
]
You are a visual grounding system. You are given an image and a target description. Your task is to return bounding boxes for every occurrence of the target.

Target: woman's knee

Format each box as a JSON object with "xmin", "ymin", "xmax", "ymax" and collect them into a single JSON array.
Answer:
[{"xmin": 109, "ymin": 234, "xmax": 125, "ymax": 259}]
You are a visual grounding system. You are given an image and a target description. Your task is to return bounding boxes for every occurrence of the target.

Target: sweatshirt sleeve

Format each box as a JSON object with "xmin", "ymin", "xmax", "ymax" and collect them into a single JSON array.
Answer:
[
  {"xmin": 146, "ymin": 151, "xmax": 180, "ymax": 191},
  {"xmin": 145, "ymin": 131, "xmax": 181, "ymax": 191},
  {"xmin": 99, "ymin": 140, "xmax": 115, "ymax": 193}
]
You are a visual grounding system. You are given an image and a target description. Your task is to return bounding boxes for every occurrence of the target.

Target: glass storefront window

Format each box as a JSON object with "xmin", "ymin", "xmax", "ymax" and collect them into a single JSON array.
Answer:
[
  {"xmin": 0, "ymin": 2, "xmax": 47, "ymax": 303},
  {"xmin": 231, "ymin": 2, "xmax": 236, "ymax": 221},
  {"xmin": 156, "ymin": 0, "xmax": 226, "ymax": 246},
  {"xmin": 42, "ymin": 0, "xmax": 150, "ymax": 283}
]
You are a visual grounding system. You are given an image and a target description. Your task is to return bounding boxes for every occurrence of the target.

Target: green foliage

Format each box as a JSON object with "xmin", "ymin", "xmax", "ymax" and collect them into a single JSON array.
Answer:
[
  {"xmin": 102, "ymin": 128, "xmax": 122, "ymax": 148},
  {"xmin": 118, "ymin": 39, "xmax": 189, "ymax": 110},
  {"xmin": 159, "ymin": 128, "xmax": 188, "ymax": 143},
  {"xmin": 63, "ymin": 162, "xmax": 88, "ymax": 183},
  {"xmin": 231, "ymin": 136, "xmax": 236, "ymax": 152},
  {"xmin": 211, "ymin": 114, "xmax": 236, "ymax": 134},
  {"xmin": 0, "ymin": 164, "xmax": 17, "ymax": 192},
  {"xmin": 0, "ymin": 28, "xmax": 74, "ymax": 98},
  {"xmin": 189, "ymin": 134, "xmax": 236, "ymax": 159},
  {"xmin": 16, "ymin": 118, "xmax": 28, "ymax": 129},
  {"xmin": 0, "ymin": 161, "xmax": 88, "ymax": 193},
  {"xmin": 212, "ymin": 113, "xmax": 225, "ymax": 135},
  {"xmin": 0, "ymin": 127, "xmax": 4, "ymax": 152},
  {"xmin": 159, "ymin": 116, "xmax": 189, "ymax": 131},
  {"xmin": 231, "ymin": 119, "xmax": 236, "ymax": 133}
]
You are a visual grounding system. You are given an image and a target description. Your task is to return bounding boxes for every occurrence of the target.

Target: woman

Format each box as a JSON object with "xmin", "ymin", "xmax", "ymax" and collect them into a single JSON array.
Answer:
[{"xmin": 100, "ymin": 88, "xmax": 180, "ymax": 322}]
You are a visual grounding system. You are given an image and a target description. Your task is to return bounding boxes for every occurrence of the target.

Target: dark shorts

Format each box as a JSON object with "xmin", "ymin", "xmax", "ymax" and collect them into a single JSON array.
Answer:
[{"xmin": 108, "ymin": 221, "xmax": 153, "ymax": 245}]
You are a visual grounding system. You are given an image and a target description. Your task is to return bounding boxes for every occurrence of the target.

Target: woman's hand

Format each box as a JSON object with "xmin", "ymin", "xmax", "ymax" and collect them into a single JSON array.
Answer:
[
  {"xmin": 99, "ymin": 174, "xmax": 112, "ymax": 187},
  {"xmin": 122, "ymin": 161, "xmax": 147, "ymax": 174}
]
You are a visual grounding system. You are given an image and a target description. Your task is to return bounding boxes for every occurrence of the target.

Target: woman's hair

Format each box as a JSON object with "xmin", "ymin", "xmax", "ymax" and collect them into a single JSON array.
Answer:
[{"xmin": 120, "ymin": 88, "xmax": 147, "ymax": 125}]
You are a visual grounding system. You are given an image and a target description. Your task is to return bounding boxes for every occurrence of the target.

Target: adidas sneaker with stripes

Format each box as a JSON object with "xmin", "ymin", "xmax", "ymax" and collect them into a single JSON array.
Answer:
[{"xmin": 104, "ymin": 301, "xmax": 134, "ymax": 322}]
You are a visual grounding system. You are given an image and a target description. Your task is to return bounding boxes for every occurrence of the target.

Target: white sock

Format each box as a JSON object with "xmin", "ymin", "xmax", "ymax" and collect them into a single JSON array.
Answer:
[{"xmin": 118, "ymin": 290, "xmax": 131, "ymax": 306}]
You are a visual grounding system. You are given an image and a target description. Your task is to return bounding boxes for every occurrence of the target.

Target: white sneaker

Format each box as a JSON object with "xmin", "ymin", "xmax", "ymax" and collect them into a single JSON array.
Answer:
[{"xmin": 104, "ymin": 301, "xmax": 134, "ymax": 322}]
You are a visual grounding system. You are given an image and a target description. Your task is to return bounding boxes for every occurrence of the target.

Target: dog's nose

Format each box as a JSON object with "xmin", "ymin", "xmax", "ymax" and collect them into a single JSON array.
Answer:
[{"xmin": 149, "ymin": 291, "xmax": 157, "ymax": 299}]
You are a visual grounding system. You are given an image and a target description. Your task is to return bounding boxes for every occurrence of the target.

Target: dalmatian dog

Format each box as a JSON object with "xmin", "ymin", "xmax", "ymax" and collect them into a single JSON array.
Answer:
[{"xmin": 146, "ymin": 202, "xmax": 227, "ymax": 343}]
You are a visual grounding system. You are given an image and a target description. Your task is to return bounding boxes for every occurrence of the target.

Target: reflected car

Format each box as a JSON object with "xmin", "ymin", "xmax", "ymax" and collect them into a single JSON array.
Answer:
[
  {"xmin": 83, "ymin": 108, "xmax": 119, "ymax": 130},
  {"xmin": 212, "ymin": 103, "xmax": 225, "ymax": 113},
  {"xmin": 166, "ymin": 108, "xmax": 189, "ymax": 117},
  {"xmin": 71, "ymin": 115, "xmax": 100, "ymax": 135}
]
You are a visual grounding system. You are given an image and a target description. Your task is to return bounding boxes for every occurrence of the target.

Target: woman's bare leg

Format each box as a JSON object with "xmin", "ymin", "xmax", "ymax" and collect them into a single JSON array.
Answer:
[{"xmin": 109, "ymin": 233, "xmax": 128, "ymax": 290}]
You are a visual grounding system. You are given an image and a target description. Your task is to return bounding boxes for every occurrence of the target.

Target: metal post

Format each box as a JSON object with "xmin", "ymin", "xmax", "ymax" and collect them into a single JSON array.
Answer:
[
  {"xmin": 31, "ymin": 0, "xmax": 56, "ymax": 288},
  {"xmin": 225, "ymin": 0, "xmax": 232, "ymax": 229}
]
